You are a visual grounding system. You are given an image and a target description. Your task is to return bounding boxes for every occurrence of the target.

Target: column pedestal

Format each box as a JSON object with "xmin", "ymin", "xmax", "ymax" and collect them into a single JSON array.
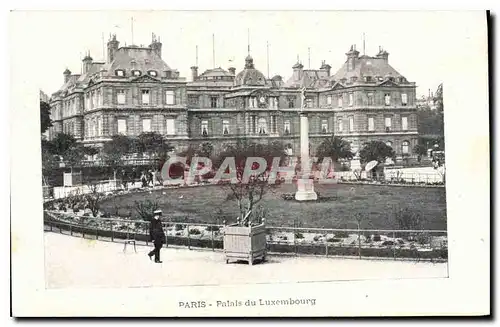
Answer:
[{"xmin": 295, "ymin": 112, "xmax": 318, "ymax": 201}]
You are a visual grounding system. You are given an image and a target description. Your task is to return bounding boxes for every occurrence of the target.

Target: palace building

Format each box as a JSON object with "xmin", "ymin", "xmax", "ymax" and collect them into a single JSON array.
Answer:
[{"xmin": 48, "ymin": 34, "xmax": 419, "ymax": 161}]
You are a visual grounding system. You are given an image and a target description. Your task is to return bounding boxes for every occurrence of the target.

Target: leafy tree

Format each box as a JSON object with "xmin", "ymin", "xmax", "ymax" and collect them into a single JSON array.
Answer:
[
  {"xmin": 100, "ymin": 135, "xmax": 132, "ymax": 179},
  {"xmin": 40, "ymin": 101, "xmax": 52, "ymax": 134},
  {"xmin": 316, "ymin": 135, "xmax": 354, "ymax": 162},
  {"xmin": 413, "ymin": 144, "xmax": 427, "ymax": 162},
  {"xmin": 199, "ymin": 142, "xmax": 214, "ymax": 158},
  {"xmin": 50, "ymin": 132, "xmax": 78, "ymax": 156},
  {"xmin": 359, "ymin": 141, "xmax": 395, "ymax": 164}
]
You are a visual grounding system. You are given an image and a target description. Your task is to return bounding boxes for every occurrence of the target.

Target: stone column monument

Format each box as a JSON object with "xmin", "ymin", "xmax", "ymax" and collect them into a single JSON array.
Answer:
[{"xmin": 295, "ymin": 88, "xmax": 318, "ymax": 201}]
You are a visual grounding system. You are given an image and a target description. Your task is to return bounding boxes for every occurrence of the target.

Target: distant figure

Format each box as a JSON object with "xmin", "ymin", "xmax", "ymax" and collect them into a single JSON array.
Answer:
[
  {"xmin": 120, "ymin": 169, "xmax": 128, "ymax": 190},
  {"xmin": 148, "ymin": 170, "xmax": 154, "ymax": 186},
  {"xmin": 131, "ymin": 168, "xmax": 138, "ymax": 186},
  {"xmin": 148, "ymin": 210, "xmax": 166, "ymax": 263},
  {"xmin": 140, "ymin": 172, "xmax": 148, "ymax": 188},
  {"xmin": 155, "ymin": 170, "xmax": 163, "ymax": 186}
]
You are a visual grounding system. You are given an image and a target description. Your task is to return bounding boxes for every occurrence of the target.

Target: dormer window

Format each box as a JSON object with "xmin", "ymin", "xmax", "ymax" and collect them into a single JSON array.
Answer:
[
  {"xmin": 165, "ymin": 71, "xmax": 172, "ymax": 79},
  {"xmin": 148, "ymin": 70, "xmax": 157, "ymax": 77},
  {"xmin": 365, "ymin": 76, "xmax": 372, "ymax": 82},
  {"xmin": 145, "ymin": 59, "xmax": 150, "ymax": 65},
  {"xmin": 132, "ymin": 70, "xmax": 142, "ymax": 77},
  {"xmin": 115, "ymin": 70, "xmax": 125, "ymax": 77},
  {"xmin": 399, "ymin": 77, "xmax": 406, "ymax": 83}
]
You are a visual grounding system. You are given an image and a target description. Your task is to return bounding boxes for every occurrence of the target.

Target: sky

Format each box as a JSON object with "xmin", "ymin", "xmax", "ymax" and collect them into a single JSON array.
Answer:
[{"xmin": 16, "ymin": 11, "xmax": 459, "ymax": 98}]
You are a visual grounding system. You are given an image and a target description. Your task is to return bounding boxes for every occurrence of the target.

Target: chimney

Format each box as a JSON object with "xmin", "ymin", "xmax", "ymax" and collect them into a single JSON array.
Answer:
[
  {"xmin": 149, "ymin": 33, "xmax": 162, "ymax": 59},
  {"xmin": 82, "ymin": 52, "xmax": 93, "ymax": 74},
  {"xmin": 63, "ymin": 68, "xmax": 71, "ymax": 83},
  {"xmin": 107, "ymin": 34, "xmax": 119, "ymax": 64},
  {"xmin": 228, "ymin": 67, "xmax": 236, "ymax": 75},
  {"xmin": 190, "ymin": 66, "xmax": 199, "ymax": 81},
  {"xmin": 376, "ymin": 46, "xmax": 389, "ymax": 62},
  {"xmin": 346, "ymin": 45, "xmax": 360, "ymax": 71},
  {"xmin": 292, "ymin": 61, "xmax": 304, "ymax": 81},
  {"xmin": 320, "ymin": 60, "xmax": 331, "ymax": 76}
]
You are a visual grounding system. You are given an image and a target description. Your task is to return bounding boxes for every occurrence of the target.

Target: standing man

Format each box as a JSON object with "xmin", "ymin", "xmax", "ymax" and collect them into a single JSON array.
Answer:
[{"xmin": 148, "ymin": 209, "xmax": 166, "ymax": 263}]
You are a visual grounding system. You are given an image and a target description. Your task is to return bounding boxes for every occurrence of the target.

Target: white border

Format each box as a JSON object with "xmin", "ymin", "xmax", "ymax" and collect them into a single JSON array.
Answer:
[{"xmin": 8, "ymin": 7, "xmax": 491, "ymax": 318}]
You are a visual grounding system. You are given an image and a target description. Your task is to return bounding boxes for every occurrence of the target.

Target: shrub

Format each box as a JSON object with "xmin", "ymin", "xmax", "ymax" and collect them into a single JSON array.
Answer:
[
  {"xmin": 295, "ymin": 232, "xmax": 304, "ymax": 239},
  {"xmin": 175, "ymin": 231, "xmax": 182, "ymax": 236},
  {"xmin": 206, "ymin": 225, "xmax": 220, "ymax": 232},
  {"xmin": 327, "ymin": 238, "xmax": 342, "ymax": 243},
  {"xmin": 313, "ymin": 235, "xmax": 322, "ymax": 242},
  {"xmin": 373, "ymin": 234, "xmax": 381, "ymax": 242},
  {"xmin": 189, "ymin": 228, "xmax": 201, "ymax": 235},
  {"xmin": 73, "ymin": 208, "xmax": 80, "ymax": 213},
  {"xmin": 397, "ymin": 239, "xmax": 405, "ymax": 245},
  {"xmin": 175, "ymin": 224, "xmax": 184, "ymax": 231},
  {"xmin": 280, "ymin": 235, "xmax": 288, "ymax": 241},
  {"xmin": 101, "ymin": 212, "xmax": 111, "ymax": 218},
  {"xmin": 382, "ymin": 240, "xmax": 395, "ymax": 246},
  {"xmin": 335, "ymin": 231, "xmax": 350, "ymax": 238},
  {"xmin": 83, "ymin": 212, "xmax": 90, "ymax": 217}
]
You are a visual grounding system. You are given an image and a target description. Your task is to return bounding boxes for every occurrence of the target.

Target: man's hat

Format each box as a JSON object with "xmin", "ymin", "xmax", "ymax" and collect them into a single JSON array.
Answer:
[{"xmin": 153, "ymin": 209, "xmax": 162, "ymax": 215}]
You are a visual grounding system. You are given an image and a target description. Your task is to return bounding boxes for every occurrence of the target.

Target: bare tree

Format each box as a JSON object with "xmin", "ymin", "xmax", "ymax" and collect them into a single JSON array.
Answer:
[{"xmin": 84, "ymin": 184, "xmax": 105, "ymax": 217}]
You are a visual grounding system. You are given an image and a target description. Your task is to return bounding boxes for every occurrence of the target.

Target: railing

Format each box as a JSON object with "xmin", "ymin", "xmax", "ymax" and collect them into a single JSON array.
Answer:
[
  {"xmin": 335, "ymin": 170, "xmax": 444, "ymax": 186},
  {"xmin": 44, "ymin": 212, "xmax": 447, "ymax": 262}
]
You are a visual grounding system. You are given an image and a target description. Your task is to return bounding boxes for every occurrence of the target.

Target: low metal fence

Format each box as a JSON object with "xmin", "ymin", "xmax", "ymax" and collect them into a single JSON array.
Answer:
[{"xmin": 44, "ymin": 211, "xmax": 447, "ymax": 262}]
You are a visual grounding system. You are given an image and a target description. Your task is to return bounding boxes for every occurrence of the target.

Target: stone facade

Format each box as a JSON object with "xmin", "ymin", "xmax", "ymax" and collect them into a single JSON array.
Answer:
[{"xmin": 48, "ymin": 35, "xmax": 418, "ymax": 161}]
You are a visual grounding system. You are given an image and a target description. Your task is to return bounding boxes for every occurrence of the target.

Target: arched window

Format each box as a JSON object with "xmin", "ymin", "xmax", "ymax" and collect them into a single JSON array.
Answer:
[
  {"xmin": 258, "ymin": 118, "xmax": 267, "ymax": 134},
  {"xmin": 402, "ymin": 141, "xmax": 410, "ymax": 154}
]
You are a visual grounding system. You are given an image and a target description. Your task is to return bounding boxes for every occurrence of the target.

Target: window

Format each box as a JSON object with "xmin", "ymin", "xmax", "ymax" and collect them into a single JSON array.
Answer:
[
  {"xmin": 141, "ymin": 90, "xmax": 150, "ymax": 104},
  {"xmin": 365, "ymin": 76, "xmax": 373, "ymax": 82},
  {"xmin": 384, "ymin": 93, "xmax": 391, "ymax": 106},
  {"xmin": 223, "ymin": 120, "xmax": 230, "ymax": 135},
  {"xmin": 402, "ymin": 141, "xmax": 410, "ymax": 154},
  {"xmin": 338, "ymin": 96, "xmax": 343, "ymax": 108},
  {"xmin": 306, "ymin": 98, "xmax": 313, "ymax": 108},
  {"xmin": 133, "ymin": 70, "xmax": 141, "ymax": 76},
  {"xmin": 115, "ymin": 70, "xmax": 125, "ymax": 77},
  {"xmin": 402, "ymin": 116, "xmax": 408, "ymax": 131},
  {"xmin": 201, "ymin": 120, "xmax": 208, "ymax": 136},
  {"xmin": 321, "ymin": 120, "xmax": 328, "ymax": 133},
  {"xmin": 188, "ymin": 95, "xmax": 199, "ymax": 106},
  {"xmin": 97, "ymin": 89, "xmax": 102, "ymax": 106},
  {"xmin": 385, "ymin": 117, "xmax": 392, "ymax": 132},
  {"xmin": 271, "ymin": 97, "xmax": 279, "ymax": 109},
  {"xmin": 117, "ymin": 119, "xmax": 127, "ymax": 135},
  {"xmin": 284, "ymin": 120, "xmax": 290, "ymax": 135},
  {"xmin": 368, "ymin": 117, "xmax": 375, "ymax": 131},
  {"xmin": 149, "ymin": 70, "xmax": 157, "ymax": 77},
  {"xmin": 97, "ymin": 117, "xmax": 102, "ymax": 136},
  {"xmin": 270, "ymin": 116, "xmax": 277, "ymax": 133},
  {"xmin": 288, "ymin": 98, "xmax": 295, "ymax": 108},
  {"xmin": 258, "ymin": 118, "xmax": 267, "ymax": 134},
  {"xmin": 166, "ymin": 90, "xmax": 175, "ymax": 105},
  {"xmin": 210, "ymin": 97, "xmax": 218, "ymax": 108},
  {"xmin": 249, "ymin": 97, "xmax": 257, "ymax": 108},
  {"xmin": 326, "ymin": 95, "xmax": 332, "ymax": 105},
  {"xmin": 142, "ymin": 119, "xmax": 151, "ymax": 133},
  {"xmin": 166, "ymin": 118, "xmax": 175, "ymax": 135},
  {"xmin": 349, "ymin": 116, "xmax": 354, "ymax": 132},
  {"xmin": 401, "ymin": 93, "xmax": 408, "ymax": 106},
  {"xmin": 117, "ymin": 89, "xmax": 126, "ymax": 104},
  {"xmin": 349, "ymin": 93, "xmax": 354, "ymax": 106},
  {"xmin": 338, "ymin": 119, "xmax": 343, "ymax": 132},
  {"xmin": 367, "ymin": 92, "xmax": 374, "ymax": 106}
]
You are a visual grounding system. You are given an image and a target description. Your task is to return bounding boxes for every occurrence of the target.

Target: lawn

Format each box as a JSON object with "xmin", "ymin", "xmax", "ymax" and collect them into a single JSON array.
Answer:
[{"xmin": 99, "ymin": 183, "xmax": 447, "ymax": 230}]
